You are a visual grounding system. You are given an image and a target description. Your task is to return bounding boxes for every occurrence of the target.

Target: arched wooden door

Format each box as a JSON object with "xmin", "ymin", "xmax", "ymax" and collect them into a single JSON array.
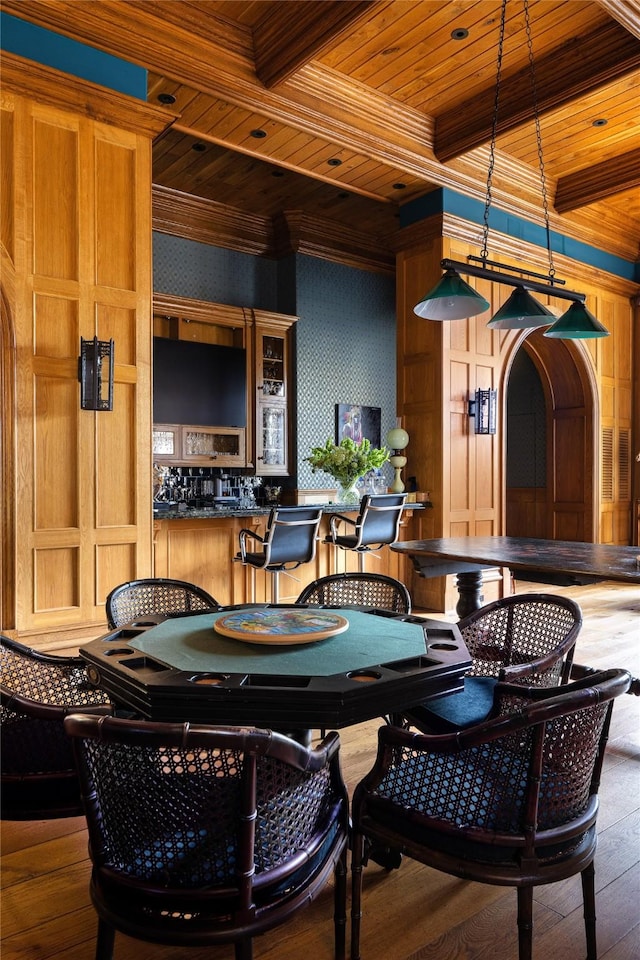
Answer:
[{"xmin": 505, "ymin": 328, "xmax": 597, "ymax": 542}]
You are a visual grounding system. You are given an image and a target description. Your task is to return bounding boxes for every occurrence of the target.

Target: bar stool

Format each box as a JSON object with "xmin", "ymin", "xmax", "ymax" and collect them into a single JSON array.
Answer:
[
  {"xmin": 325, "ymin": 494, "xmax": 406, "ymax": 572},
  {"xmin": 237, "ymin": 507, "xmax": 323, "ymax": 603}
]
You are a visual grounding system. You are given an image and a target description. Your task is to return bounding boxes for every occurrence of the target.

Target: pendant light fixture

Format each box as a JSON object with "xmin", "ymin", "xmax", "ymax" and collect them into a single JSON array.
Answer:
[
  {"xmin": 486, "ymin": 286, "xmax": 555, "ymax": 330},
  {"xmin": 413, "ymin": 268, "xmax": 489, "ymax": 320},
  {"xmin": 543, "ymin": 301, "xmax": 610, "ymax": 339},
  {"xmin": 413, "ymin": 0, "xmax": 608, "ymax": 340}
]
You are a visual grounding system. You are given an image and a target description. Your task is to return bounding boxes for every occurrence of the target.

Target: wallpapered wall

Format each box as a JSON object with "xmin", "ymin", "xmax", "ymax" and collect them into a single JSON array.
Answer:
[{"xmin": 153, "ymin": 234, "xmax": 397, "ymax": 488}]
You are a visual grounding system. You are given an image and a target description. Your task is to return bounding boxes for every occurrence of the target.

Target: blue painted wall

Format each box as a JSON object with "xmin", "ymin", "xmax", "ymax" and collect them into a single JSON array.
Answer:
[{"xmin": 0, "ymin": 12, "xmax": 146, "ymax": 98}]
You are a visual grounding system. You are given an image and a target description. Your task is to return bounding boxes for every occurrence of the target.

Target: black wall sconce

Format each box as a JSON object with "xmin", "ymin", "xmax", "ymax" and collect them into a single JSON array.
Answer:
[
  {"xmin": 78, "ymin": 337, "xmax": 114, "ymax": 411},
  {"xmin": 468, "ymin": 388, "xmax": 497, "ymax": 435}
]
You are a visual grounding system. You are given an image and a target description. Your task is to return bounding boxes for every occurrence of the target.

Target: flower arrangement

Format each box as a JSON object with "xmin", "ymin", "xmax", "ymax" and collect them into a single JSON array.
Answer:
[{"xmin": 306, "ymin": 437, "xmax": 389, "ymax": 487}]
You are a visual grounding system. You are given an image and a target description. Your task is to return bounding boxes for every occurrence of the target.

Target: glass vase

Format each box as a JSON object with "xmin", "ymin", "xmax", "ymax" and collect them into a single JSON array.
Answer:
[{"xmin": 336, "ymin": 480, "xmax": 361, "ymax": 505}]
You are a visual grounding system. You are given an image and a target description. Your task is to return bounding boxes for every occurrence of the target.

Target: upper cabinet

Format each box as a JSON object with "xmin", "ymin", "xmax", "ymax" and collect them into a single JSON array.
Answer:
[
  {"xmin": 254, "ymin": 314, "xmax": 295, "ymax": 475},
  {"xmin": 153, "ymin": 296, "xmax": 297, "ymax": 474}
]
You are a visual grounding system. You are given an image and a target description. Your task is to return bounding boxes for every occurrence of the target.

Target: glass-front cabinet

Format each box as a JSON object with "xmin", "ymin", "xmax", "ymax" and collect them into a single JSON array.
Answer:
[
  {"xmin": 257, "ymin": 404, "xmax": 287, "ymax": 472},
  {"xmin": 254, "ymin": 315, "xmax": 295, "ymax": 475},
  {"xmin": 153, "ymin": 424, "xmax": 246, "ymax": 467}
]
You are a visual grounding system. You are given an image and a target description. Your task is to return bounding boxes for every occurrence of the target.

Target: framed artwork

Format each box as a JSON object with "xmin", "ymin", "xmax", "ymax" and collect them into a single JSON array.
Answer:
[{"xmin": 335, "ymin": 404, "xmax": 381, "ymax": 447}]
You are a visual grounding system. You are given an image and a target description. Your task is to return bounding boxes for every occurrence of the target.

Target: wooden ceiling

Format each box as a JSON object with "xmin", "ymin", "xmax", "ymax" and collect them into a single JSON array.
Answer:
[{"xmin": 5, "ymin": 0, "xmax": 640, "ymax": 262}]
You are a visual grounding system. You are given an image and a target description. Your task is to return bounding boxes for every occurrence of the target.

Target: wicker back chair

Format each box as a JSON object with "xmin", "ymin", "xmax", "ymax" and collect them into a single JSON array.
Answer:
[
  {"xmin": 351, "ymin": 668, "xmax": 631, "ymax": 960},
  {"xmin": 106, "ymin": 577, "xmax": 220, "ymax": 629},
  {"xmin": 65, "ymin": 714, "xmax": 349, "ymax": 960},
  {"xmin": 0, "ymin": 635, "xmax": 112, "ymax": 819},
  {"xmin": 324, "ymin": 494, "xmax": 406, "ymax": 572},
  {"xmin": 296, "ymin": 572, "xmax": 411, "ymax": 615},
  {"xmin": 402, "ymin": 593, "xmax": 581, "ymax": 733}
]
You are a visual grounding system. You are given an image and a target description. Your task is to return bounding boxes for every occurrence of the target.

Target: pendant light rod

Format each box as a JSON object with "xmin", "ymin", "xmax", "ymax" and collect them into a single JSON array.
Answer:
[
  {"xmin": 467, "ymin": 255, "xmax": 567, "ymax": 286},
  {"xmin": 440, "ymin": 259, "xmax": 586, "ymax": 305}
]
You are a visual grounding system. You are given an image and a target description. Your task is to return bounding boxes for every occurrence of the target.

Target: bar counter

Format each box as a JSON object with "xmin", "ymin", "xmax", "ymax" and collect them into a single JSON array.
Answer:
[{"xmin": 153, "ymin": 501, "xmax": 425, "ymax": 608}]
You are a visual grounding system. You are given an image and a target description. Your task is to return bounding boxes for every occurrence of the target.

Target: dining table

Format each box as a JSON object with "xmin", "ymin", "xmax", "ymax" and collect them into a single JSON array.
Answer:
[
  {"xmin": 80, "ymin": 603, "xmax": 471, "ymax": 735},
  {"xmin": 392, "ymin": 535, "xmax": 640, "ymax": 694}
]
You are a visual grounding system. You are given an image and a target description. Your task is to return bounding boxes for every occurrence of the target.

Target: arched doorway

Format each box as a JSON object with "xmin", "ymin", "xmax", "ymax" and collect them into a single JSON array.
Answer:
[{"xmin": 505, "ymin": 328, "xmax": 597, "ymax": 543}]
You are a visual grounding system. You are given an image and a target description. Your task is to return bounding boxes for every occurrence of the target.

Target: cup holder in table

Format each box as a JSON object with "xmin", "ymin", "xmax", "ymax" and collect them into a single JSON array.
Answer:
[
  {"xmin": 347, "ymin": 669, "xmax": 382, "ymax": 683},
  {"xmin": 190, "ymin": 674, "xmax": 230, "ymax": 686},
  {"xmin": 429, "ymin": 642, "xmax": 460, "ymax": 651},
  {"xmin": 104, "ymin": 648, "xmax": 136, "ymax": 657}
]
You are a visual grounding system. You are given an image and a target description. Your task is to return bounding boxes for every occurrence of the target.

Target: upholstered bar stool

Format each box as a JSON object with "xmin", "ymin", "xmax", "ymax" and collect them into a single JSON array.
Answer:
[
  {"xmin": 325, "ymin": 493, "xmax": 406, "ymax": 572},
  {"xmin": 237, "ymin": 506, "xmax": 323, "ymax": 603}
]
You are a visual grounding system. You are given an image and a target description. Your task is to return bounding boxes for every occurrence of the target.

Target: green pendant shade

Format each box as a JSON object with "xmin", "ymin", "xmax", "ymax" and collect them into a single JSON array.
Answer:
[
  {"xmin": 543, "ymin": 301, "xmax": 610, "ymax": 339},
  {"xmin": 413, "ymin": 269, "xmax": 490, "ymax": 321},
  {"xmin": 486, "ymin": 286, "xmax": 555, "ymax": 330}
]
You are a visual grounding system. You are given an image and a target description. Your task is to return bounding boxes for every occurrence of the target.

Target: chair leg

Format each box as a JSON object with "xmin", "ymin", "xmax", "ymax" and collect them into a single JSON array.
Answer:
[
  {"xmin": 95, "ymin": 918, "xmax": 116, "ymax": 960},
  {"xmin": 235, "ymin": 938, "xmax": 253, "ymax": 960},
  {"xmin": 581, "ymin": 861, "xmax": 598, "ymax": 959},
  {"xmin": 334, "ymin": 845, "xmax": 347, "ymax": 960},
  {"xmin": 271, "ymin": 570, "xmax": 280, "ymax": 603},
  {"xmin": 350, "ymin": 829, "xmax": 365, "ymax": 960},
  {"xmin": 358, "ymin": 551, "xmax": 366, "ymax": 573},
  {"xmin": 516, "ymin": 886, "xmax": 534, "ymax": 960}
]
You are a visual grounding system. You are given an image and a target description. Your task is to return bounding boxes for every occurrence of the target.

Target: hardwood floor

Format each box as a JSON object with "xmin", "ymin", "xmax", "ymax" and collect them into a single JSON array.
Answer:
[{"xmin": 2, "ymin": 580, "xmax": 639, "ymax": 960}]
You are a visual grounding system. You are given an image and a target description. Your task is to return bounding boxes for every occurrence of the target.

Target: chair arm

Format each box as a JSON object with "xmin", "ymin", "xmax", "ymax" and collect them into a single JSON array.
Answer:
[
  {"xmin": 498, "ymin": 643, "xmax": 574, "ymax": 684},
  {"xmin": 238, "ymin": 527, "xmax": 265, "ymax": 561},
  {"xmin": 329, "ymin": 513, "xmax": 355, "ymax": 539}
]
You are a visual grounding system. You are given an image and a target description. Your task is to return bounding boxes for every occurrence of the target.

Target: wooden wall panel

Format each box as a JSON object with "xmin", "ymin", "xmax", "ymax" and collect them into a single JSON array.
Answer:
[
  {"xmin": 34, "ymin": 294, "xmax": 78, "ymax": 358},
  {"xmin": 1, "ymin": 107, "xmax": 15, "ymax": 261},
  {"xmin": 35, "ymin": 547, "xmax": 78, "ymax": 612},
  {"xmin": 3, "ymin": 63, "xmax": 163, "ymax": 645},
  {"xmin": 32, "ymin": 117, "xmax": 79, "ymax": 280},
  {"xmin": 96, "ymin": 542, "xmax": 137, "ymax": 608},
  {"xmin": 34, "ymin": 375, "xmax": 79, "ymax": 530},
  {"xmin": 95, "ymin": 135, "xmax": 136, "ymax": 290},
  {"xmin": 96, "ymin": 381, "xmax": 136, "ymax": 527}
]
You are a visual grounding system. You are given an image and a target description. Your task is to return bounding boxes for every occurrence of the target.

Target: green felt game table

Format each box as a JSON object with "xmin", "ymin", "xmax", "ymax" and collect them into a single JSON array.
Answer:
[{"xmin": 80, "ymin": 604, "xmax": 471, "ymax": 729}]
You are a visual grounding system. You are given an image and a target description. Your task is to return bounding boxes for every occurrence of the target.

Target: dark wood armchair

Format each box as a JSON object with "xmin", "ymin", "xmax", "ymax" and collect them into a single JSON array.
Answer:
[
  {"xmin": 401, "ymin": 593, "xmax": 581, "ymax": 733},
  {"xmin": 351, "ymin": 668, "xmax": 631, "ymax": 960},
  {"xmin": 296, "ymin": 572, "xmax": 411, "ymax": 614},
  {"xmin": 106, "ymin": 577, "xmax": 220, "ymax": 629},
  {"xmin": 65, "ymin": 714, "xmax": 349, "ymax": 960},
  {"xmin": 0, "ymin": 635, "xmax": 112, "ymax": 819}
]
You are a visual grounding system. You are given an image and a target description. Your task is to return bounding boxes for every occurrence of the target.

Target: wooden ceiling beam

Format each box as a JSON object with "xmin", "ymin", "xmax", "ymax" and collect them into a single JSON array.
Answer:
[
  {"xmin": 253, "ymin": 0, "xmax": 379, "ymax": 88},
  {"xmin": 554, "ymin": 147, "xmax": 640, "ymax": 212},
  {"xmin": 594, "ymin": 0, "xmax": 640, "ymax": 39},
  {"xmin": 435, "ymin": 22, "xmax": 640, "ymax": 162}
]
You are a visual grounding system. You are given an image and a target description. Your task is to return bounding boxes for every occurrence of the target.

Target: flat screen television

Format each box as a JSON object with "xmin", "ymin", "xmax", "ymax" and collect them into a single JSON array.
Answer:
[{"xmin": 153, "ymin": 337, "xmax": 246, "ymax": 427}]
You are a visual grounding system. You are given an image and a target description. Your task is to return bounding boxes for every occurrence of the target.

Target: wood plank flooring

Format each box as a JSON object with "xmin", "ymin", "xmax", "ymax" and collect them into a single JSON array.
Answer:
[{"xmin": 2, "ymin": 579, "xmax": 638, "ymax": 959}]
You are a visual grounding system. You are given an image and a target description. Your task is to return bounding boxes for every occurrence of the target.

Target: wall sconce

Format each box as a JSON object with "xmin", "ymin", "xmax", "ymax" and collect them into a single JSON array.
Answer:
[
  {"xmin": 78, "ymin": 337, "xmax": 114, "ymax": 411},
  {"xmin": 468, "ymin": 389, "xmax": 497, "ymax": 435}
]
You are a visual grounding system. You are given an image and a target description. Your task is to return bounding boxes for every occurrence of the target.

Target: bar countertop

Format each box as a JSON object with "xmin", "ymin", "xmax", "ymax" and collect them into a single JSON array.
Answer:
[{"xmin": 153, "ymin": 501, "xmax": 427, "ymax": 520}]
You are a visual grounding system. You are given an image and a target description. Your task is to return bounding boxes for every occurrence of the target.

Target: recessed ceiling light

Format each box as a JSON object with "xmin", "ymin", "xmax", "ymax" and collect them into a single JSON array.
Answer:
[
  {"xmin": 393, "ymin": 182, "xmax": 407, "ymax": 190},
  {"xmin": 451, "ymin": 27, "xmax": 469, "ymax": 40},
  {"xmin": 328, "ymin": 158, "xmax": 342, "ymax": 166},
  {"xmin": 191, "ymin": 142, "xmax": 206, "ymax": 152},
  {"xmin": 250, "ymin": 129, "xmax": 267, "ymax": 138},
  {"xmin": 592, "ymin": 118, "xmax": 608, "ymax": 127},
  {"xmin": 158, "ymin": 93, "xmax": 176, "ymax": 105}
]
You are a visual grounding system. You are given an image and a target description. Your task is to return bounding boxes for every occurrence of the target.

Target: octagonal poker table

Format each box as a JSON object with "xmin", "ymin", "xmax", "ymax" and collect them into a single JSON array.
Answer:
[{"xmin": 80, "ymin": 604, "xmax": 471, "ymax": 730}]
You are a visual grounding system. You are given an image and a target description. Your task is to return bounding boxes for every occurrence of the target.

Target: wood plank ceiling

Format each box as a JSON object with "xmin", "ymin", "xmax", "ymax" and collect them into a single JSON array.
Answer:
[{"xmin": 4, "ymin": 0, "xmax": 640, "ymax": 265}]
